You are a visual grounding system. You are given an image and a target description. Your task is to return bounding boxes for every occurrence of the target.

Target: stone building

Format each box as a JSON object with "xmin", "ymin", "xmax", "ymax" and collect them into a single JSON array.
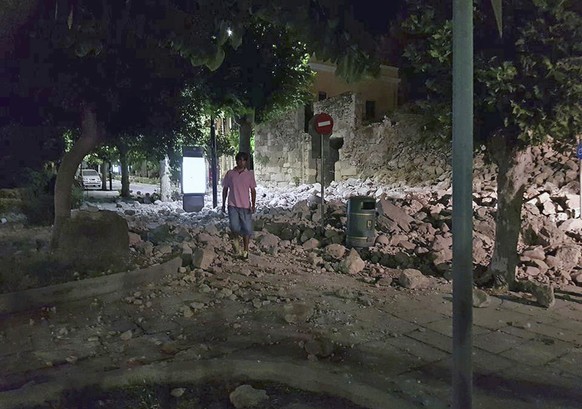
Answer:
[{"xmin": 254, "ymin": 59, "xmax": 401, "ymax": 186}]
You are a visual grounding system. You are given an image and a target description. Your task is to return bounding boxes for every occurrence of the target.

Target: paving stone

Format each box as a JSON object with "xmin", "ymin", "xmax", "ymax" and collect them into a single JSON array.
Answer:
[
  {"xmin": 473, "ymin": 330, "xmax": 529, "ymax": 354},
  {"xmin": 424, "ymin": 318, "xmax": 491, "ymax": 338},
  {"xmin": 389, "ymin": 306, "xmax": 448, "ymax": 325},
  {"xmin": 404, "ymin": 328, "xmax": 453, "ymax": 354},
  {"xmin": 472, "ymin": 308, "xmax": 533, "ymax": 330},
  {"xmin": 524, "ymin": 322, "xmax": 582, "ymax": 344},
  {"xmin": 472, "ymin": 348, "xmax": 517, "ymax": 375},
  {"xmin": 382, "ymin": 332, "xmax": 449, "ymax": 364},
  {"xmin": 500, "ymin": 337, "xmax": 572, "ymax": 366},
  {"xmin": 546, "ymin": 348, "xmax": 582, "ymax": 377}
]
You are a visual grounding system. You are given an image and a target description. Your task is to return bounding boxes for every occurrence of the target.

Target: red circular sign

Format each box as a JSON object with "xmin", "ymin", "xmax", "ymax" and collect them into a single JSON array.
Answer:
[{"xmin": 314, "ymin": 113, "xmax": 334, "ymax": 135}]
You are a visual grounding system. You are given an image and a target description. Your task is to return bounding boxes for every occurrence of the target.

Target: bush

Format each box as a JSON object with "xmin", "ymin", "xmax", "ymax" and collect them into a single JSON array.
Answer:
[
  {"xmin": 19, "ymin": 169, "xmax": 86, "ymax": 225},
  {"xmin": 0, "ymin": 189, "xmax": 24, "ymax": 199},
  {"xmin": 20, "ymin": 169, "xmax": 55, "ymax": 225},
  {"xmin": 0, "ymin": 188, "xmax": 25, "ymax": 216},
  {"xmin": 71, "ymin": 182, "xmax": 84, "ymax": 209}
]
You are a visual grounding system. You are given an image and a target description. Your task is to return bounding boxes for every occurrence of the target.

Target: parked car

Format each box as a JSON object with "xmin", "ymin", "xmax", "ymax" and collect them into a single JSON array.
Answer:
[{"xmin": 77, "ymin": 169, "xmax": 102, "ymax": 189}]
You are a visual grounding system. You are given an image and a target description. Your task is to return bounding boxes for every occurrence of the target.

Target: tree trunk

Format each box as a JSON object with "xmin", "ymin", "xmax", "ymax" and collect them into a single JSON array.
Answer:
[
  {"xmin": 486, "ymin": 139, "xmax": 534, "ymax": 288},
  {"xmin": 238, "ymin": 113, "xmax": 253, "ymax": 169},
  {"xmin": 118, "ymin": 142, "xmax": 130, "ymax": 198},
  {"xmin": 51, "ymin": 105, "xmax": 103, "ymax": 249},
  {"xmin": 160, "ymin": 154, "xmax": 171, "ymax": 201},
  {"xmin": 100, "ymin": 160, "xmax": 108, "ymax": 190}
]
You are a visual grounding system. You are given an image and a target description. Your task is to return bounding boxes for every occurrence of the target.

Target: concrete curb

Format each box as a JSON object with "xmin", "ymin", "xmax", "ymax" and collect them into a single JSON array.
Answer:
[
  {"xmin": 0, "ymin": 256, "xmax": 182, "ymax": 314},
  {"xmin": 0, "ymin": 359, "xmax": 418, "ymax": 409}
]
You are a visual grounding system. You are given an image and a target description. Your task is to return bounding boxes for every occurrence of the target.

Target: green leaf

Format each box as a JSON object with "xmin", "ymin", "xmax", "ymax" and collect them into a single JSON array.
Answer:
[
  {"xmin": 216, "ymin": 21, "xmax": 230, "ymax": 46},
  {"xmin": 229, "ymin": 27, "xmax": 244, "ymax": 49},
  {"xmin": 206, "ymin": 47, "xmax": 225, "ymax": 71}
]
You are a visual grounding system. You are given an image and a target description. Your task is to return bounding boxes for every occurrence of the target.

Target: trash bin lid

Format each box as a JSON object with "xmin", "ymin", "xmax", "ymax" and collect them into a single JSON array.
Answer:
[{"xmin": 348, "ymin": 196, "xmax": 376, "ymax": 210}]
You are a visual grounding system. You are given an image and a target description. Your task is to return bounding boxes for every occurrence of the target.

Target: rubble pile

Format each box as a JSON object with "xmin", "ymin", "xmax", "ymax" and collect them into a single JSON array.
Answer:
[{"xmin": 112, "ymin": 141, "xmax": 582, "ymax": 291}]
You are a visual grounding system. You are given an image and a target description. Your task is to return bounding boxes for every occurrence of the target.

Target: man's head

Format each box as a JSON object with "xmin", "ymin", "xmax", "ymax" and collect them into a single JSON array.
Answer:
[{"xmin": 235, "ymin": 152, "xmax": 249, "ymax": 165}]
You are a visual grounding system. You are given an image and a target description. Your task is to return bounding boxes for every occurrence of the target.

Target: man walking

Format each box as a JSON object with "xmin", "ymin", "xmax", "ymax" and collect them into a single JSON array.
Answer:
[{"xmin": 222, "ymin": 152, "xmax": 256, "ymax": 259}]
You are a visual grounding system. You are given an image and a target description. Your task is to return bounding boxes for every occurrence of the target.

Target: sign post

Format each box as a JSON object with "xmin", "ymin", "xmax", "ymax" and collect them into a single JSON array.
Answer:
[
  {"xmin": 313, "ymin": 113, "xmax": 334, "ymax": 229},
  {"xmin": 210, "ymin": 115, "xmax": 218, "ymax": 208},
  {"xmin": 577, "ymin": 140, "xmax": 582, "ymax": 218},
  {"xmin": 452, "ymin": 1, "xmax": 474, "ymax": 408}
]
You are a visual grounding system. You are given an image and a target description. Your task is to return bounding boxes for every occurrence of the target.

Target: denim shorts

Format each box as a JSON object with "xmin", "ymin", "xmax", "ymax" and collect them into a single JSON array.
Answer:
[{"xmin": 228, "ymin": 206, "xmax": 253, "ymax": 237}]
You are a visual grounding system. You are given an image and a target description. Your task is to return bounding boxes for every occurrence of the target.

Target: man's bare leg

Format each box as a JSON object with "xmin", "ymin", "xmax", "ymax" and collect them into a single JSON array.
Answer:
[
  {"xmin": 242, "ymin": 236, "xmax": 250, "ymax": 259},
  {"xmin": 232, "ymin": 234, "xmax": 242, "ymax": 255}
]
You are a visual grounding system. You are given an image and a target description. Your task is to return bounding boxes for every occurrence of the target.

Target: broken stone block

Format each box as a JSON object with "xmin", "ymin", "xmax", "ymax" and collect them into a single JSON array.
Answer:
[
  {"xmin": 338, "ymin": 248, "xmax": 365, "ymax": 274},
  {"xmin": 192, "ymin": 246, "xmax": 215, "ymax": 270},
  {"xmin": 230, "ymin": 385, "xmax": 269, "ymax": 409},
  {"xmin": 398, "ymin": 269, "xmax": 428, "ymax": 289},
  {"xmin": 472, "ymin": 288, "xmax": 491, "ymax": 308},
  {"xmin": 324, "ymin": 243, "xmax": 346, "ymax": 259}
]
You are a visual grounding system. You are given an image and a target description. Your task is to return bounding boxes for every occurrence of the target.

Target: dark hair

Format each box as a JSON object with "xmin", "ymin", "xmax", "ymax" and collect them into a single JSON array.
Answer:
[{"xmin": 235, "ymin": 152, "xmax": 249, "ymax": 161}]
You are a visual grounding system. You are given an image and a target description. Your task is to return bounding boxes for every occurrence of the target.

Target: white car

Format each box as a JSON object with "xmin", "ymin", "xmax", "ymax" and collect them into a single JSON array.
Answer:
[{"xmin": 78, "ymin": 169, "xmax": 102, "ymax": 189}]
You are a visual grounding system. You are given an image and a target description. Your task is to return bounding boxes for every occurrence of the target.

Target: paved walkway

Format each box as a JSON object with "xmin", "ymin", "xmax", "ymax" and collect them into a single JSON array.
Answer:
[{"xmin": 1, "ymin": 252, "xmax": 581, "ymax": 408}]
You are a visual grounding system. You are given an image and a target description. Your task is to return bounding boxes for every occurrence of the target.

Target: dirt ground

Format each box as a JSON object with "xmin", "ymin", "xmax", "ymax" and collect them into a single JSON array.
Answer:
[{"xmin": 2, "ymin": 188, "xmax": 582, "ymax": 408}]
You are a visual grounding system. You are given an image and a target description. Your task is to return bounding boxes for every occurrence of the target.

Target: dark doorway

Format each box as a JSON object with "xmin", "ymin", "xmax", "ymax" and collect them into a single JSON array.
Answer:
[
  {"xmin": 365, "ymin": 100, "xmax": 376, "ymax": 121},
  {"xmin": 304, "ymin": 103, "xmax": 314, "ymax": 133}
]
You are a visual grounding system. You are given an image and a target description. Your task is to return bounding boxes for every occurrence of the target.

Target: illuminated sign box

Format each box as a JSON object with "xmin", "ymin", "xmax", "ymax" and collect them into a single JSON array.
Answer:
[
  {"xmin": 182, "ymin": 156, "xmax": 207, "ymax": 194},
  {"xmin": 182, "ymin": 147, "xmax": 206, "ymax": 212}
]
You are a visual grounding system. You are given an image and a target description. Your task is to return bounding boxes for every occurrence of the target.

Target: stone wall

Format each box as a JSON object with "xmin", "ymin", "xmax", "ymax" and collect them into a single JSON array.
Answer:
[
  {"xmin": 313, "ymin": 93, "xmax": 357, "ymax": 185},
  {"xmin": 254, "ymin": 92, "xmax": 450, "ymax": 188},
  {"xmin": 335, "ymin": 113, "xmax": 450, "ymax": 185},
  {"xmin": 255, "ymin": 93, "xmax": 358, "ymax": 187},
  {"xmin": 254, "ymin": 108, "xmax": 317, "ymax": 186}
]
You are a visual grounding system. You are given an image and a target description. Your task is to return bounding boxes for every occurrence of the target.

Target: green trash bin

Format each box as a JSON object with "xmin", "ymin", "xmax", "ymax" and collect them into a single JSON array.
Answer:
[{"xmin": 346, "ymin": 196, "xmax": 376, "ymax": 248}]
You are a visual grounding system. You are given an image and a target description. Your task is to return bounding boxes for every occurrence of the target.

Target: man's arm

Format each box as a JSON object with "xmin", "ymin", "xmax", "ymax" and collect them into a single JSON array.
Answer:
[
  {"xmin": 250, "ymin": 187, "xmax": 256, "ymax": 213},
  {"xmin": 222, "ymin": 186, "xmax": 229, "ymax": 212}
]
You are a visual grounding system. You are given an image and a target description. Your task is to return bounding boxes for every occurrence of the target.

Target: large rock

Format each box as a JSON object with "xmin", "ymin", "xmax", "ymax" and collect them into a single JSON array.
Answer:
[
  {"xmin": 324, "ymin": 243, "xmax": 346, "ymax": 259},
  {"xmin": 399, "ymin": 269, "xmax": 429, "ymax": 289},
  {"xmin": 192, "ymin": 246, "xmax": 215, "ymax": 269},
  {"xmin": 554, "ymin": 245, "xmax": 581, "ymax": 275},
  {"xmin": 338, "ymin": 248, "xmax": 365, "ymax": 274},
  {"xmin": 255, "ymin": 231, "xmax": 281, "ymax": 253},
  {"xmin": 229, "ymin": 385, "xmax": 269, "ymax": 409},
  {"xmin": 376, "ymin": 198, "xmax": 415, "ymax": 231},
  {"xmin": 58, "ymin": 210, "xmax": 129, "ymax": 271}
]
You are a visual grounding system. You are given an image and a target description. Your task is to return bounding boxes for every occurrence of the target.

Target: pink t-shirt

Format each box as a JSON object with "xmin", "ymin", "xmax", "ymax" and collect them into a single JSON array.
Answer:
[{"xmin": 223, "ymin": 168, "xmax": 256, "ymax": 209}]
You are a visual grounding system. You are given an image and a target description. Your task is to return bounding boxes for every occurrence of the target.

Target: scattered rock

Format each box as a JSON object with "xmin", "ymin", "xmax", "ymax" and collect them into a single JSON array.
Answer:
[
  {"xmin": 531, "ymin": 283, "xmax": 555, "ymax": 308},
  {"xmin": 283, "ymin": 303, "xmax": 313, "ymax": 324},
  {"xmin": 120, "ymin": 330, "xmax": 133, "ymax": 341},
  {"xmin": 399, "ymin": 269, "xmax": 428, "ymax": 289},
  {"xmin": 229, "ymin": 385, "xmax": 269, "ymax": 409},
  {"xmin": 338, "ymin": 249, "xmax": 365, "ymax": 275},
  {"xmin": 192, "ymin": 246, "xmax": 215, "ymax": 270},
  {"xmin": 324, "ymin": 243, "xmax": 346, "ymax": 259},
  {"xmin": 472, "ymin": 288, "xmax": 491, "ymax": 308},
  {"xmin": 170, "ymin": 388, "xmax": 185, "ymax": 397}
]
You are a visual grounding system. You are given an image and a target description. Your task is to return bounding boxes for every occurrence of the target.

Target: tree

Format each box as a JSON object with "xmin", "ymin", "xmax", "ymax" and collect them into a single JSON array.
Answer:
[
  {"xmin": 400, "ymin": 0, "xmax": 582, "ymax": 288},
  {"xmin": 2, "ymin": 0, "xmax": 388, "ymax": 247},
  {"xmin": 1, "ymin": 1, "xmax": 209, "ymax": 246},
  {"xmin": 200, "ymin": 20, "xmax": 315, "ymax": 161}
]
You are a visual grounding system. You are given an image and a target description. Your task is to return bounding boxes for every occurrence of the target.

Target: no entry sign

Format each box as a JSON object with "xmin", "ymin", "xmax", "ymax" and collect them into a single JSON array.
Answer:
[{"xmin": 314, "ymin": 113, "xmax": 333, "ymax": 135}]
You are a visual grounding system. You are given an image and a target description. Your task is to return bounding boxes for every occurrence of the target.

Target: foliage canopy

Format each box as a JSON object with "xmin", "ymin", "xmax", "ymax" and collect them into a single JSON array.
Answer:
[{"xmin": 400, "ymin": 0, "xmax": 582, "ymax": 149}]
